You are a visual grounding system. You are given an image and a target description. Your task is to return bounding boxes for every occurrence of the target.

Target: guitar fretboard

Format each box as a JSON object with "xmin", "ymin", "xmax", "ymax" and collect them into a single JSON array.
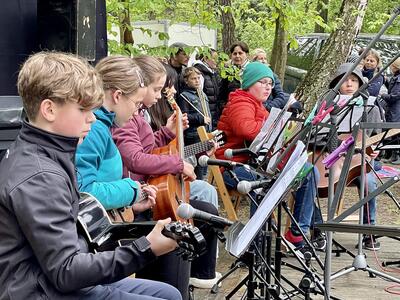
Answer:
[{"xmin": 184, "ymin": 141, "xmax": 212, "ymax": 158}]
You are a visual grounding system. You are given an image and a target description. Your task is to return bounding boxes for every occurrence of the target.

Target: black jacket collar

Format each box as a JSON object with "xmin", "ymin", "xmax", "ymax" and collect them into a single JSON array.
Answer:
[{"xmin": 19, "ymin": 121, "xmax": 79, "ymax": 153}]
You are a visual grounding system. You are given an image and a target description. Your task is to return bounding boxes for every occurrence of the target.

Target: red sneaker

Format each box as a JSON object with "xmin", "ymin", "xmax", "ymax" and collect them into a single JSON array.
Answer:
[{"xmin": 284, "ymin": 230, "xmax": 304, "ymax": 248}]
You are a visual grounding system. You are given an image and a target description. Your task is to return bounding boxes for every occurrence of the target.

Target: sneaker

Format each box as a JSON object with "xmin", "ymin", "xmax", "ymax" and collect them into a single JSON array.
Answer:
[
  {"xmin": 283, "ymin": 230, "xmax": 306, "ymax": 260},
  {"xmin": 364, "ymin": 236, "xmax": 381, "ymax": 251},
  {"xmin": 189, "ymin": 272, "xmax": 222, "ymax": 289},
  {"xmin": 311, "ymin": 231, "xmax": 326, "ymax": 252},
  {"xmin": 284, "ymin": 230, "xmax": 304, "ymax": 248}
]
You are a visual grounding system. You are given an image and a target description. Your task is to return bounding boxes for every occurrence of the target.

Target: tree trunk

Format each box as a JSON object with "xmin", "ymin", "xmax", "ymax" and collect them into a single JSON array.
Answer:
[
  {"xmin": 270, "ymin": 13, "xmax": 288, "ymax": 84},
  {"xmin": 314, "ymin": 0, "xmax": 329, "ymax": 33},
  {"xmin": 119, "ymin": 0, "xmax": 134, "ymax": 46},
  {"xmin": 295, "ymin": 0, "xmax": 368, "ymax": 113},
  {"xmin": 219, "ymin": 0, "xmax": 236, "ymax": 53}
]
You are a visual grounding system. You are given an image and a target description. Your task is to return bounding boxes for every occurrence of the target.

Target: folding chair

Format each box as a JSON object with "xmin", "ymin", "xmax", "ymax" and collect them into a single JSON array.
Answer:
[{"xmin": 197, "ymin": 126, "xmax": 240, "ymax": 221}]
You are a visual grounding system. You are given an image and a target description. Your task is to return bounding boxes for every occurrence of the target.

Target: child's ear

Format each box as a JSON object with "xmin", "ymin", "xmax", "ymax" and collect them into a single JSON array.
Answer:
[
  {"xmin": 111, "ymin": 89, "xmax": 123, "ymax": 104},
  {"xmin": 40, "ymin": 99, "xmax": 57, "ymax": 122}
]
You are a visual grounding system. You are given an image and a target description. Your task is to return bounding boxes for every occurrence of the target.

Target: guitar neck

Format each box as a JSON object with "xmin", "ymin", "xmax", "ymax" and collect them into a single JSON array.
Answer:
[
  {"xmin": 355, "ymin": 129, "xmax": 400, "ymax": 149},
  {"xmin": 184, "ymin": 141, "xmax": 212, "ymax": 158}
]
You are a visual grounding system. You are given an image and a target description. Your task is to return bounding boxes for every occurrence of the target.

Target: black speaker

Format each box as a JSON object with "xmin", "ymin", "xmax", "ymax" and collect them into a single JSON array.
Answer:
[
  {"xmin": 37, "ymin": 0, "xmax": 97, "ymax": 62},
  {"xmin": 0, "ymin": 0, "xmax": 38, "ymax": 96},
  {"xmin": 0, "ymin": 0, "xmax": 107, "ymax": 96}
]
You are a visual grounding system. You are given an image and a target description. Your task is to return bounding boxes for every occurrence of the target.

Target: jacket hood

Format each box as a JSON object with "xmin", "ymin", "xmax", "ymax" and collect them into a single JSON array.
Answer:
[
  {"xmin": 329, "ymin": 63, "xmax": 366, "ymax": 89},
  {"xmin": 193, "ymin": 60, "xmax": 214, "ymax": 74}
]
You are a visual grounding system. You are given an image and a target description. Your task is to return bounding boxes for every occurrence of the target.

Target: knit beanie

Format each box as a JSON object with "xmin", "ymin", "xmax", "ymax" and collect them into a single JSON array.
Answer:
[{"xmin": 241, "ymin": 62, "xmax": 274, "ymax": 90}]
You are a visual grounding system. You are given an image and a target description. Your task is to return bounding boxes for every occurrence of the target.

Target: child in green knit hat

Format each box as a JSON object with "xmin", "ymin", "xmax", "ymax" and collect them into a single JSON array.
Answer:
[{"xmin": 241, "ymin": 61, "xmax": 275, "ymax": 90}]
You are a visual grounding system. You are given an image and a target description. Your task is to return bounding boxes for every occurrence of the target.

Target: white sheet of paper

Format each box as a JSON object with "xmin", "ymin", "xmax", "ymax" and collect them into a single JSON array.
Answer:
[{"xmin": 229, "ymin": 141, "xmax": 308, "ymax": 257}]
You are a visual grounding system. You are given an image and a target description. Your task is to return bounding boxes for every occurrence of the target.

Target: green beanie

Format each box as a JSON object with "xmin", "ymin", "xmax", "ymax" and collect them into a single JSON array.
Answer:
[{"xmin": 241, "ymin": 62, "xmax": 274, "ymax": 90}]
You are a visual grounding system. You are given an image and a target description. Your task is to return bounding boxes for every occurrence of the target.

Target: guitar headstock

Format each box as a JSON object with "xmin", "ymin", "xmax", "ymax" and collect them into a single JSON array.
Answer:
[
  {"xmin": 209, "ymin": 129, "xmax": 227, "ymax": 148},
  {"xmin": 162, "ymin": 221, "xmax": 206, "ymax": 260},
  {"xmin": 167, "ymin": 96, "xmax": 178, "ymax": 111}
]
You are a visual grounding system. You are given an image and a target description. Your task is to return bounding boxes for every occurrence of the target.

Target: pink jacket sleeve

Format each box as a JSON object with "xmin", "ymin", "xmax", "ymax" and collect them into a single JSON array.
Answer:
[
  {"xmin": 153, "ymin": 126, "xmax": 175, "ymax": 148},
  {"xmin": 112, "ymin": 117, "xmax": 184, "ymax": 177}
]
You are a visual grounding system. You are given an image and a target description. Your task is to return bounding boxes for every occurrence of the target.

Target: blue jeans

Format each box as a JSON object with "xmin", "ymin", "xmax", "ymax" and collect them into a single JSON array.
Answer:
[
  {"xmin": 223, "ymin": 164, "xmax": 322, "ymax": 234},
  {"xmin": 291, "ymin": 165, "xmax": 322, "ymax": 235},
  {"xmin": 223, "ymin": 166, "xmax": 258, "ymax": 215},
  {"xmin": 190, "ymin": 180, "xmax": 219, "ymax": 209},
  {"xmin": 78, "ymin": 277, "xmax": 182, "ymax": 300}
]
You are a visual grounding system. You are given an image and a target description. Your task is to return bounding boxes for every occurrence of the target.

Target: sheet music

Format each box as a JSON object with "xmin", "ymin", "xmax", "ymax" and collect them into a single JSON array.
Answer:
[
  {"xmin": 249, "ymin": 107, "xmax": 291, "ymax": 153},
  {"xmin": 263, "ymin": 111, "xmax": 292, "ymax": 152},
  {"xmin": 229, "ymin": 141, "xmax": 308, "ymax": 258},
  {"xmin": 266, "ymin": 119, "xmax": 297, "ymax": 172}
]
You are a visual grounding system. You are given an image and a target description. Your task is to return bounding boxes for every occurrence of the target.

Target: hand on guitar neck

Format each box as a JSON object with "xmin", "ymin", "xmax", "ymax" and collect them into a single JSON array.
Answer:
[
  {"xmin": 166, "ymin": 111, "xmax": 189, "ymax": 133},
  {"xmin": 146, "ymin": 217, "xmax": 178, "ymax": 256},
  {"xmin": 131, "ymin": 184, "xmax": 158, "ymax": 213}
]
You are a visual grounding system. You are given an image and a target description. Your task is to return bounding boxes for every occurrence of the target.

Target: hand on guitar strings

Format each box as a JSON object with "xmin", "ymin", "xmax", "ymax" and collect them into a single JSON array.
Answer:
[
  {"xmin": 206, "ymin": 139, "xmax": 220, "ymax": 157},
  {"xmin": 182, "ymin": 161, "xmax": 197, "ymax": 181},
  {"xmin": 146, "ymin": 217, "xmax": 178, "ymax": 256},
  {"xmin": 132, "ymin": 184, "xmax": 158, "ymax": 213},
  {"xmin": 165, "ymin": 111, "xmax": 189, "ymax": 133}
]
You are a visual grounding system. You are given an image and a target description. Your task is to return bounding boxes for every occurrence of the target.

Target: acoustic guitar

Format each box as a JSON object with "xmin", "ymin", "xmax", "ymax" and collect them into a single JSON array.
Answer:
[
  {"xmin": 149, "ymin": 97, "xmax": 191, "ymax": 222},
  {"xmin": 183, "ymin": 129, "xmax": 225, "ymax": 159},
  {"xmin": 312, "ymin": 129, "xmax": 400, "ymax": 198},
  {"xmin": 78, "ymin": 193, "xmax": 207, "ymax": 260}
]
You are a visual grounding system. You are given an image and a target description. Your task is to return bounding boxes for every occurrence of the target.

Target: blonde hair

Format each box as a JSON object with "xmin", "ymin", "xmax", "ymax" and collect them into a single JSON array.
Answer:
[
  {"xmin": 252, "ymin": 48, "xmax": 267, "ymax": 62},
  {"xmin": 17, "ymin": 51, "xmax": 104, "ymax": 121},
  {"xmin": 182, "ymin": 66, "xmax": 201, "ymax": 81},
  {"xmin": 392, "ymin": 57, "xmax": 400, "ymax": 70},
  {"xmin": 133, "ymin": 55, "xmax": 166, "ymax": 86},
  {"xmin": 95, "ymin": 55, "xmax": 144, "ymax": 95},
  {"xmin": 365, "ymin": 49, "xmax": 383, "ymax": 71}
]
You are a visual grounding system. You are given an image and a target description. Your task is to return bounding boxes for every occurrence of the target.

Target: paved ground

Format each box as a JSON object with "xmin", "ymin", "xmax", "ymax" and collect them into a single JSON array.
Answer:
[{"xmin": 193, "ymin": 183, "xmax": 400, "ymax": 299}]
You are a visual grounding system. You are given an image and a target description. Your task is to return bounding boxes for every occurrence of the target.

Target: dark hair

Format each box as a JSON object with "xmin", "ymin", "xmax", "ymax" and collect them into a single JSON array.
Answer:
[
  {"xmin": 147, "ymin": 63, "xmax": 177, "ymax": 131},
  {"xmin": 229, "ymin": 41, "xmax": 249, "ymax": 54},
  {"xmin": 197, "ymin": 48, "xmax": 217, "ymax": 60},
  {"xmin": 169, "ymin": 42, "xmax": 189, "ymax": 56}
]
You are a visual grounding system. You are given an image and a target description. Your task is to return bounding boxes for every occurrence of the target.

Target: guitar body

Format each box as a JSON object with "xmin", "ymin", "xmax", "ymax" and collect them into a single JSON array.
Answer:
[
  {"xmin": 149, "ymin": 142, "xmax": 191, "ymax": 222},
  {"xmin": 312, "ymin": 132, "xmax": 372, "ymax": 198},
  {"xmin": 107, "ymin": 207, "xmax": 134, "ymax": 223},
  {"xmin": 78, "ymin": 193, "xmax": 206, "ymax": 258},
  {"xmin": 313, "ymin": 151, "xmax": 371, "ymax": 198}
]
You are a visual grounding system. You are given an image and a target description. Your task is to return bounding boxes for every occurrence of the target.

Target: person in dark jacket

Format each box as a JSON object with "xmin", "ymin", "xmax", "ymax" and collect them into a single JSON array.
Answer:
[
  {"xmin": 168, "ymin": 42, "xmax": 189, "ymax": 97},
  {"xmin": 0, "ymin": 52, "xmax": 181, "ymax": 299},
  {"xmin": 193, "ymin": 48, "xmax": 221, "ymax": 130},
  {"xmin": 219, "ymin": 41, "xmax": 250, "ymax": 108},
  {"xmin": 382, "ymin": 57, "xmax": 400, "ymax": 163},
  {"xmin": 178, "ymin": 67, "xmax": 212, "ymax": 179},
  {"xmin": 361, "ymin": 49, "xmax": 385, "ymax": 97}
]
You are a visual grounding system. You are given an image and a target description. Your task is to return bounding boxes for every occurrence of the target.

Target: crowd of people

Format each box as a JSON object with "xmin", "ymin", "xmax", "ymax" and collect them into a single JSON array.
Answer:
[{"xmin": 0, "ymin": 38, "xmax": 399, "ymax": 299}]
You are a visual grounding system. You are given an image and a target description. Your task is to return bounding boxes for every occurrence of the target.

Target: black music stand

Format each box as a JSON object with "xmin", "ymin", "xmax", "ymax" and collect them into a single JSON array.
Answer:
[{"xmin": 224, "ymin": 145, "xmax": 314, "ymax": 299}]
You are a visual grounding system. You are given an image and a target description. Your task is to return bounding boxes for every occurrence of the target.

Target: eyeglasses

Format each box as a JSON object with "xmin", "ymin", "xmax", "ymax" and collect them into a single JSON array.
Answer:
[
  {"xmin": 258, "ymin": 80, "xmax": 274, "ymax": 88},
  {"xmin": 125, "ymin": 94, "xmax": 143, "ymax": 109}
]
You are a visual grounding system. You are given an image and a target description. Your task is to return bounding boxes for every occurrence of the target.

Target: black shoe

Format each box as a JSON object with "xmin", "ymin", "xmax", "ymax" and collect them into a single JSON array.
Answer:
[
  {"xmin": 311, "ymin": 232, "xmax": 326, "ymax": 252},
  {"xmin": 364, "ymin": 236, "xmax": 381, "ymax": 251},
  {"xmin": 298, "ymin": 245, "xmax": 319, "ymax": 261},
  {"xmin": 355, "ymin": 236, "xmax": 381, "ymax": 251}
]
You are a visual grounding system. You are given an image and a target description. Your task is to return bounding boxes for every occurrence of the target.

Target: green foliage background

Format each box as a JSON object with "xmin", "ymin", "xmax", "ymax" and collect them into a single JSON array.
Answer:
[{"xmin": 106, "ymin": 0, "xmax": 399, "ymax": 56}]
